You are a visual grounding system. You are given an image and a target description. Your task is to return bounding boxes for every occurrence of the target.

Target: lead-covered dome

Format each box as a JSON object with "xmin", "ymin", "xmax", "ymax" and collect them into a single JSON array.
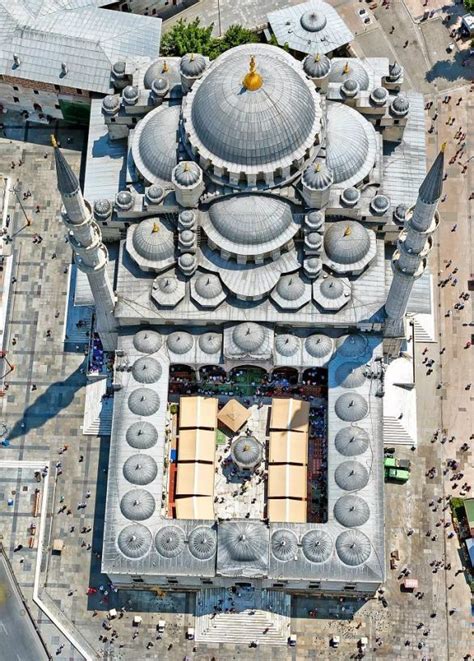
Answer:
[
  {"xmin": 300, "ymin": 10, "xmax": 327, "ymax": 31},
  {"xmin": 334, "ymin": 460, "xmax": 369, "ymax": 491},
  {"xmin": 334, "ymin": 495, "xmax": 370, "ymax": 528},
  {"xmin": 133, "ymin": 330, "xmax": 162, "ymax": 354},
  {"xmin": 232, "ymin": 322, "xmax": 265, "ymax": 353},
  {"xmin": 128, "ymin": 388, "xmax": 160, "ymax": 416},
  {"xmin": 334, "ymin": 426, "xmax": 369, "ymax": 456},
  {"xmin": 198, "ymin": 332, "xmax": 222, "ymax": 354},
  {"xmin": 329, "ymin": 60, "xmax": 370, "ymax": 89},
  {"xmin": 167, "ymin": 331, "xmax": 193, "ymax": 354},
  {"xmin": 132, "ymin": 356, "xmax": 162, "ymax": 384},
  {"xmin": 271, "ymin": 529, "xmax": 299, "ymax": 562},
  {"xmin": 335, "ymin": 362, "xmax": 366, "ymax": 388},
  {"xmin": 275, "ymin": 334, "xmax": 300, "ymax": 357},
  {"xmin": 301, "ymin": 529, "xmax": 333, "ymax": 563},
  {"xmin": 120, "ymin": 489, "xmax": 156, "ymax": 521},
  {"xmin": 305, "ymin": 334, "xmax": 333, "ymax": 359},
  {"xmin": 336, "ymin": 529, "xmax": 371, "ymax": 566},
  {"xmin": 131, "ymin": 218, "xmax": 175, "ymax": 263},
  {"xmin": 123, "ymin": 454, "xmax": 158, "ymax": 486},
  {"xmin": 155, "ymin": 525, "xmax": 185, "ymax": 558},
  {"xmin": 231, "ymin": 436, "xmax": 262, "ymax": 469},
  {"xmin": 324, "ymin": 221, "xmax": 371, "ymax": 266},
  {"xmin": 335, "ymin": 393, "xmax": 368, "ymax": 422},
  {"xmin": 183, "ymin": 44, "xmax": 320, "ymax": 175},
  {"xmin": 132, "ymin": 105, "xmax": 180, "ymax": 183},
  {"xmin": 188, "ymin": 526, "xmax": 217, "ymax": 560},
  {"xmin": 126, "ymin": 421, "xmax": 158, "ymax": 450},
  {"xmin": 303, "ymin": 53, "xmax": 331, "ymax": 79},
  {"xmin": 118, "ymin": 524, "xmax": 152, "ymax": 559}
]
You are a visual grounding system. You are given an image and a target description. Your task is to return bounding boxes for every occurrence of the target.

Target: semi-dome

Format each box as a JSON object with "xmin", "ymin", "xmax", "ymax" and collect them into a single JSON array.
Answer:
[
  {"xmin": 329, "ymin": 60, "xmax": 370, "ymax": 89},
  {"xmin": 126, "ymin": 421, "xmax": 158, "ymax": 450},
  {"xmin": 275, "ymin": 334, "xmax": 300, "ymax": 357},
  {"xmin": 303, "ymin": 52, "xmax": 331, "ymax": 78},
  {"xmin": 335, "ymin": 362, "xmax": 366, "ymax": 388},
  {"xmin": 195, "ymin": 273, "xmax": 223, "ymax": 299},
  {"xmin": 335, "ymin": 393, "xmax": 368, "ymax": 422},
  {"xmin": 276, "ymin": 274, "xmax": 306, "ymax": 301},
  {"xmin": 320, "ymin": 277, "xmax": 344, "ymax": 300},
  {"xmin": 183, "ymin": 44, "xmax": 320, "ymax": 173},
  {"xmin": 132, "ymin": 105, "xmax": 180, "ymax": 183},
  {"xmin": 144, "ymin": 59, "xmax": 171, "ymax": 89},
  {"xmin": 132, "ymin": 356, "xmax": 162, "ymax": 384},
  {"xmin": 337, "ymin": 334, "xmax": 368, "ymax": 358},
  {"xmin": 118, "ymin": 524, "xmax": 152, "ymax": 559},
  {"xmin": 180, "ymin": 52, "xmax": 206, "ymax": 77},
  {"xmin": 300, "ymin": 10, "xmax": 327, "ymax": 31},
  {"xmin": 133, "ymin": 330, "xmax": 162, "ymax": 354},
  {"xmin": 232, "ymin": 322, "xmax": 265, "ymax": 353},
  {"xmin": 155, "ymin": 525, "xmax": 185, "ymax": 558},
  {"xmin": 301, "ymin": 529, "xmax": 333, "ymax": 563},
  {"xmin": 302, "ymin": 160, "xmax": 333, "ymax": 190},
  {"xmin": 205, "ymin": 195, "xmax": 296, "ymax": 257},
  {"xmin": 334, "ymin": 426, "xmax": 369, "ymax": 456},
  {"xmin": 271, "ymin": 529, "xmax": 299, "ymax": 562},
  {"xmin": 220, "ymin": 521, "xmax": 267, "ymax": 562},
  {"xmin": 326, "ymin": 104, "xmax": 375, "ymax": 185},
  {"xmin": 167, "ymin": 331, "xmax": 193, "ymax": 354},
  {"xmin": 131, "ymin": 218, "xmax": 175, "ymax": 262},
  {"xmin": 324, "ymin": 221, "xmax": 371, "ymax": 266},
  {"xmin": 305, "ymin": 333, "xmax": 333, "ymax": 358},
  {"xmin": 128, "ymin": 388, "xmax": 160, "ymax": 417},
  {"xmin": 231, "ymin": 436, "xmax": 263, "ymax": 469},
  {"xmin": 336, "ymin": 529, "xmax": 371, "ymax": 566},
  {"xmin": 123, "ymin": 454, "xmax": 158, "ymax": 486},
  {"xmin": 120, "ymin": 489, "xmax": 156, "ymax": 521},
  {"xmin": 198, "ymin": 332, "xmax": 222, "ymax": 354},
  {"xmin": 173, "ymin": 161, "xmax": 201, "ymax": 187},
  {"xmin": 334, "ymin": 495, "xmax": 370, "ymax": 527},
  {"xmin": 334, "ymin": 460, "xmax": 369, "ymax": 491},
  {"xmin": 188, "ymin": 526, "xmax": 217, "ymax": 560}
]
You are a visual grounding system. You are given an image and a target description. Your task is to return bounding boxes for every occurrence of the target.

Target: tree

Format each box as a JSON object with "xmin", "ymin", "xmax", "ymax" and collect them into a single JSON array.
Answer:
[
  {"xmin": 221, "ymin": 25, "xmax": 259, "ymax": 51},
  {"xmin": 464, "ymin": 0, "xmax": 474, "ymax": 10}
]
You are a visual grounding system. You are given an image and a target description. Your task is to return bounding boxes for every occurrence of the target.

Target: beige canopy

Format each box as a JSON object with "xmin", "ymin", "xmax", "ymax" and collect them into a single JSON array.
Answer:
[
  {"xmin": 217, "ymin": 398, "xmax": 250, "ymax": 433},
  {"xmin": 268, "ymin": 498, "xmax": 307, "ymax": 523},
  {"xmin": 268, "ymin": 430, "xmax": 308, "ymax": 466},
  {"xmin": 175, "ymin": 496, "xmax": 215, "ymax": 520},
  {"xmin": 176, "ymin": 462, "xmax": 215, "ymax": 496},
  {"xmin": 178, "ymin": 429, "xmax": 216, "ymax": 463},
  {"xmin": 179, "ymin": 396, "xmax": 218, "ymax": 429},
  {"xmin": 268, "ymin": 464, "xmax": 307, "ymax": 500},
  {"xmin": 270, "ymin": 398, "xmax": 310, "ymax": 434}
]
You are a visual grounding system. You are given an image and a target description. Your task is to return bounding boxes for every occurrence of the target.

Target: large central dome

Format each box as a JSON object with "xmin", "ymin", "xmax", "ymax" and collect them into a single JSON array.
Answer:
[{"xmin": 182, "ymin": 44, "xmax": 321, "ymax": 178}]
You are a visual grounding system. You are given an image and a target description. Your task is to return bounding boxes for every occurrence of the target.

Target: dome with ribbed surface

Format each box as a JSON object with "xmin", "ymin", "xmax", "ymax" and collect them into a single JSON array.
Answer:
[
  {"xmin": 133, "ymin": 330, "xmax": 162, "ymax": 354},
  {"xmin": 302, "ymin": 160, "xmax": 333, "ymax": 190},
  {"xmin": 394, "ymin": 204, "xmax": 407, "ymax": 224},
  {"xmin": 195, "ymin": 273, "xmax": 223, "ymax": 299},
  {"xmin": 334, "ymin": 495, "xmax": 370, "ymax": 527},
  {"xmin": 335, "ymin": 393, "xmax": 368, "ymax": 422},
  {"xmin": 94, "ymin": 198, "xmax": 112, "ymax": 218},
  {"xmin": 324, "ymin": 221, "xmax": 370, "ymax": 266},
  {"xmin": 115, "ymin": 190, "xmax": 134, "ymax": 210},
  {"xmin": 118, "ymin": 524, "xmax": 152, "ymax": 559},
  {"xmin": 326, "ymin": 104, "xmax": 375, "ymax": 185},
  {"xmin": 132, "ymin": 105, "xmax": 180, "ymax": 183},
  {"xmin": 303, "ymin": 53, "xmax": 331, "ymax": 78},
  {"xmin": 167, "ymin": 331, "xmax": 193, "ymax": 354},
  {"xmin": 232, "ymin": 323, "xmax": 265, "ymax": 353},
  {"xmin": 306, "ymin": 211, "xmax": 325, "ymax": 230},
  {"xmin": 341, "ymin": 78, "xmax": 359, "ymax": 97},
  {"xmin": 156, "ymin": 275, "xmax": 179, "ymax": 294},
  {"xmin": 180, "ymin": 53, "xmax": 206, "ymax": 77},
  {"xmin": 335, "ymin": 362, "xmax": 366, "ymax": 388},
  {"xmin": 132, "ymin": 357, "xmax": 162, "ymax": 384},
  {"xmin": 335, "ymin": 460, "xmax": 369, "ymax": 491},
  {"xmin": 370, "ymin": 194, "xmax": 390, "ymax": 215},
  {"xmin": 155, "ymin": 526, "xmax": 185, "ymax": 558},
  {"xmin": 336, "ymin": 529, "xmax": 371, "ymax": 566},
  {"xmin": 120, "ymin": 489, "xmax": 156, "ymax": 521},
  {"xmin": 231, "ymin": 436, "xmax": 262, "ymax": 469},
  {"xmin": 320, "ymin": 277, "xmax": 344, "ymax": 300},
  {"xmin": 126, "ymin": 421, "xmax": 158, "ymax": 450},
  {"xmin": 275, "ymin": 334, "xmax": 300, "ymax": 357},
  {"xmin": 220, "ymin": 521, "xmax": 267, "ymax": 562},
  {"xmin": 391, "ymin": 95, "xmax": 409, "ymax": 116},
  {"xmin": 370, "ymin": 86, "xmax": 388, "ymax": 105},
  {"xmin": 300, "ymin": 10, "xmax": 327, "ymax": 31},
  {"xmin": 276, "ymin": 274, "xmax": 306, "ymax": 301},
  {"xmin": 198, "ymin": 332, "xmax": 222, "ymax": 354},
  {"xmin": 329, "ymin": 60, "xmax": 370, "ymax": 89},
  {"xmin": 131, "ymin": 218, "xmax": 175, "ymax": 262},
  {"xmin": 188, "ymin": 526, "xmax": 217, "ymax": 560},
  {"xmin": 123, "ymin": 454, "xmax": 158, "ymax": 485},
  {"xmin": 128, "ymin": 388, "xmax": 160, "ymax": 416},
  {"xmin": 337, "ymin": 334, "xmax": 368, "ymax": 358},
  {"xmin": 179, "ymin": 209, "xmax": 196, "ymax": 228},
  {"xmin": 341, "ymin": 187, "xmax": 360, "ymax": 207},
  {"xmin": 146, "ymin": 184, "xmax": 165, "ymax": 204},
  {"xmin": 335, "ymin": 426, "xmax": 369, "ymax": 456},
  {"xmin": 271, "ymin": 529, "xmax": 299, "ymax": 562},
  {"xmin": 173, "ymin": 161, "xmax": 201, "ymax": 187},
  {"xmin": 389, "ymin": 61, "xmax": 401, "ymax": 79},
  {"xmin": 305, "ymin": 334, "xmax": 333, "ymax": 358},
  {"xmin": 301, "ymin": 529, "xmax": 333, "ymax": 563},
  {"xmin": 144, "ymin": 60, "xmax": 170, "ymax": 88},
  {"xmin": 102, "ymin": 94, "xmax": 120, "ymax": 112}
]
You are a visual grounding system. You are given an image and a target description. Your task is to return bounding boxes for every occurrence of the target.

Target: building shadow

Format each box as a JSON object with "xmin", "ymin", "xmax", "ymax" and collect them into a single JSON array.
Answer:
[{"xmin": 425, "ymin": 50, "xmax": 471, "ymax": 84}]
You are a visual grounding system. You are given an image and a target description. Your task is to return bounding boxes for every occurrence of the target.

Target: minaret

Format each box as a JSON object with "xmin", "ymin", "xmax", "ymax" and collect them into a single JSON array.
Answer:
[
  {"xmin": 52, "ymin": 138, "xmax": 117, "ymax": 350},
  {"xmin": 385, "ymin": 146, "xmax": 445, "ymax": 338}
]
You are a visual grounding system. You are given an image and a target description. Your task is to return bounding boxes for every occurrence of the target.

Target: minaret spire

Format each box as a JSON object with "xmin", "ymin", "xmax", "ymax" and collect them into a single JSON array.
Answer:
[
  {"xmin": 418, "ymin": 142, "xmax": 445, "ymax": 205},
  {"xmin": 52, "ymin": 137, "xmax": 117, "ymax": 350}
]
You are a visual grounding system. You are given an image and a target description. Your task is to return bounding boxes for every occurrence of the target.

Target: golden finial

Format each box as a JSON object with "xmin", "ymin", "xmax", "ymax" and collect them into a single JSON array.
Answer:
[
  {"xmin": 315, "ymin": 162, "xmax": 321, "ymax": 172},
  {"xmin": 440, "ymin": 142, "xmax": 447, "ymax": 153},
  {"xmin": 314, "ymin": 53, "xmax": 320, "ymax": 62},
  {"xmin": 50, "ymin": 134, "xmax": 58, "ymax": 148},
  {"xmin": 190, "ymin": 53, "xmax": 195, "ymax": 61},
  {"xmin": 343, "ymin": 61, "xmax": 350, "ymax": 74},
  {"xmin": 243, "ymin": 55, "xmax": 263, "ymax": 91},
  {"xmin": 162, "ymin": 60, "xmax": 169, "ymax": 73},
  {"xmin": 343, "ymin": 225, "xmax": 352, "ymax": 237},
  {"xmin": 183, "ymin": 162, "xmax": 190, "ymax": 171},
  {"xmin": 152, "ymin": 222, "xmax": 160, "ymax": 233}
]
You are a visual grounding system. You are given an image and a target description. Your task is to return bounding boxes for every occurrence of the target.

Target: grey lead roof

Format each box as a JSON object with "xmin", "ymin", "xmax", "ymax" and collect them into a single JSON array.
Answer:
[{"xmin": 0, "ymin": 0, "xmax": 161, "ymax": 94}]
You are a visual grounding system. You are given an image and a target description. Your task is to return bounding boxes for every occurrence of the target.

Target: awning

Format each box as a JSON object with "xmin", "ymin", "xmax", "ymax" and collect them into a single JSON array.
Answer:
[
  {"xmin": 179, "ymin": 396, "xmax": 218, "ymax": 429},
  {"xmin": 268, "ymin": 464, "xmax": 307, "ymax": 500},
  {"xmin": 178, "ymin": 429, "xmax": 216, "ymax": 463},
  {"xmin": 269, "ymin": 398, "xmax": 310, "ymax": 434},
  {"xmin": 268, "ymin": 498, "xmax": 307, "ymax": 523},
  {"xmin": 268, "ymin": 429, "xmax": 308, "ymax": 465},
  {"xmin": 175, "ymin": 496, "xmax": 215, "ymax": 520},
  {"xmin": 217, "ymin": 398, "xmax": 250, "ymax": 433},
  {"xmin": 176, "ymin": 462, "xmax": 215, "ymax": 497}
]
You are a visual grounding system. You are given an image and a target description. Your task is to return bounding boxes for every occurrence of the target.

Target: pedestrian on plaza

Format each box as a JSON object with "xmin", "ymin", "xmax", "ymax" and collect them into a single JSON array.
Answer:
[{"xmin": 403, "ymin": 40, "xmax": 409, "ymax": 48}]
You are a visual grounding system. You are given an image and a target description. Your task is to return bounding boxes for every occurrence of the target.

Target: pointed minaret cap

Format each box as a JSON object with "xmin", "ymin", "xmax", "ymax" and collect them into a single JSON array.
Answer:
[
  {"xmin": 418, "ymin": 145, "xmax": 445, "ymax": 205},
  {"xmin": 51, "ymin": 135, "xmax": 80, "ymax": 195}
]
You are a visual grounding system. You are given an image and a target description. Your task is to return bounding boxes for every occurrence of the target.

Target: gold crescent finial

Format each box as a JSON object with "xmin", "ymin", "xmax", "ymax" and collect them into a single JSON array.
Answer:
[
  {"xmin": 162, "ymin": 60, "xmax": 169, "ymax": 73},
  {"xmin": 190, "ymin": 53, "xmax": 195, "ymax": 61},
  {"xmin": 315, "ymin": 162, "xmax": 321, "ymax": 172},
  {"xmin": 344, "ymin": 225, "xmax": 352, "ymax": 237},
  {"xmin": 243, "ymin": 54, "xmax": 263, "ymax": 91},
  {"xmin": 50, "ymin": 134, "xmax": 58, "ymax": 148},
  {"xmin": 440, "ymin": 142, "xmax": 447, "ymax": 153},
  {"xmin": 343, "ymin": 61, "xmax": 350, "ymax": 74},
  {"xmin": 152, "ymin": 222, "xmax": 160, "ymax": 233},
  {"xmin": 315, "ymin": 53, "xmax": 320, "ymax": 62},
  {"xmin": 183, "ymin": 162, "xmax": 190, "ymax": 171}
]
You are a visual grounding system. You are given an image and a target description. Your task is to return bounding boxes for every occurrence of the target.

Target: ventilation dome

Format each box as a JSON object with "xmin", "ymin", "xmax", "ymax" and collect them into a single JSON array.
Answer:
[
  {"xmin": 271, "ymin": 529, "xmax": 299, "ymax": 562},
  {"xmin": 118, "ymin": 524, "xmax": 152, "ymax": 559},
  {"xmin": 301, "ymin": 529, "xmax": 333, "ymax": 563},
  {"xmin": 128, "ymin": 388, "xmax": 160, "ymax": 416},
  {"xmin": 126, "ymin": 421, "xmax": 158, "ymax": 450},
  {"xmin": 188, "ymin": 526, "xmax": 217, "ymax": 560},
  {"xmin": 155, "ymin": 526, "xmax": 186, "ymax": 558},
  {"xmin": 334, "ymin": 460, "xmax": 369, "ymax": 491},
  {"xmin": 334, "ymin": 495, "xmax": 370, "ymax": 527},
  {"xmin": 133, "ymin": 330, "xmax": 162, "ymax": 354},
  {"xmin": 120, "ymin": 489, "xmax": 156, "ymax": 521},
  {"xmin": 336, "ymin": 529, "xmax": 371, "ymax": 566},
  {"xmin": 132, "ymin": 356, "xmax": 162, "ymax": 384},
  {"xmin": 123, "ymin": 454, "xmax": 158, "ymax": 486}
]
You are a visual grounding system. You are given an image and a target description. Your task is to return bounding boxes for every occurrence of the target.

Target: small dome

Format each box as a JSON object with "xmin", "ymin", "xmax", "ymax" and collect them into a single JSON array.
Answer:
[
  {"xmin": 155, "ymin": 525, "xmax": 185, "ymax": 558},
  {"xmin": 115, "ymin": 190, "xmax": 134, "ymax": 211},
  {"xmin": 302, "ymin": 160, "xmax": 333, "ymax": 190},
  {"xmin": 132, "ymin": 218, "xmax": 175, "ymax": 262},
  {"xmin": 132, "ymin": 356, "xmax": 162, "ymax": 384},
  {"xmin": 303, "ymin": 53, "xmax": 331, "ymax": 79},
  {"xmin": 198, "ymin": 332, "xmax": 222, "ymax": 354},
  {"xmin": 146, "ymin": 184, "xmax": 165, "ymax": 204},
  {"xmin": 167, "ymin": 331, "xmax": 193, "ymax": 354},
  {"xmin": 94, "ymin": 198, "xmax": 112, "ymax": 218},
  {"xmin": 324, "ymin": 221, "xmax": 370, "ymax": 266},
  {"xmin": 320, "ymin": 277, "xmax": 344, "ymax": 300},
  {"xmin": 132, "ymin": 105, "xmax": 180, "ymax": 182},
  {"xmin": 126, "ymin": 421, "xmax": 158, "ymax": 450},
  {"xmin": 370, "ymin": 194, "xmax": 390, "ymax": 215},
  {"xmin": 305, "ymin": 334, "xmax": 333, "ymax": 358},
  {"xmin": 275, "ymin": 334, "xmax": 300, "ymax": 357},
  {"xmin": 304, "ymin": 257, "xmax": 323, "ymax": 277},
  {"xmin": 306, "ymin": 211, "xmax": 325, "ymax": 230},
  {"xmin": 220, "ymin": 521, "xmax": 267, "ymax": 562},
  {"xmin": 180, "ymin": 52, "xmax": 206, "ymax": 77},
  {"xmin": 179, "ymin": 253, "xmax": 195, "ymax": 268},
  {"xmin": 334, "ymin": 460, "xmax": 369, "ymax": 491},
  {"xmin": 118, "ymin": 524, "xmax": 152, "ymax": 559},
  {"xmin": 301, "ymin": 529, "xmax": 333, "ymax": 563},
  {"xmin": 232, "ymin": 323, "xmax": 265, "ymax": 353},
  {"xmin": 341, "ymin": 78, "xmax": 359, "ymax": 97},
  {"xmin": 334, "ymin": 426, "xmax": 369, "ymax": 456},
  {"xmin": 276, "ymin": 274, "xmax": 305, "ymax": 301},
  {"xmin": 329, "ymin": 60, "xmax": 370, "ymax": 89},
  {"xmin": 391, "ymin": 95, "xmax": 410, "ymax": 116},
  {"xmin": 231, "ymin": 436, "xmax": 263, "ymax": 469},
  {"xmin": 151, "ymin": 77, "xmax": 169, "ymax": 98},
  {"xmin": 112, "ymin": 60, "xmax": 126, "ymax": 76},
  {"xmin": 271, "ymin": 529, "xmax": 299, "ymax": 562},
  {"xmin": 123, "ymin": 85, "xmax": 139, "ymax": 104},
  {"xmin": 370, "ymin": 86, "xmax": 388, "ymax": 105},
  {"xmin": 394, "ymin": 204, "xmax": 407, "ymax": 223},
  {"xmin": 180, "ymin": 229, "xmax": 195, "ymax": 247},
  {"xmin": 195, "ymin": 273, "xmax": 223, "ymax": 299},
  {"xmin": 388, "ymin": 61, "xmax": 401, "ymax": 79},
  {"xmin": 334, "ymin": 495, "xmax": 370, "ymax": 527},
  {"xmin": 120, "ymin": 489, "xmax": 156, "ymax": 521},
  {"xmin": 334, "ymin": 362, "xmax": 366, "ymax": 388},
  {"xmin": 335, "ymin": 393, "xmax": 368, "ymax": 422},
  {"xmin": 133, "ymin": 330, "xmax": 162, "ymax": 354},
  {"xmin": 337, "ymin": 334, "xmax": 367, "ymax": 358},
  {"xmin": 336, "ymin": 529, "xmax": 371, "ymax": 566},
  {"xmin": 341, "ymin": 187, "xmax": 360, "ymax": 207},
  {"xmin": 305, "ymin": 232, "xmax": 323, "ymax": 250},
  {"xmin": 300, "ymin": 10, "xmax": 327, "ymax": 31},
  {"xmin": 179, "ymin": 209, "xmax": 196, "ymax": 228},
  {"xmin": 128, "ymin": 388, "xmax": 160, "ymax": 416},
  {"xmin": 123, "ymin": 454, "xmax": 158, "ymax": 486},
  {"xmin": 173, "ymin": 161, "xmax": 201, "ymax": 187},
  {"xmin": 188, "ymin": 526, "xmax": 217, "ymax": 560},
  {"xmin": 102, "ymin": 94, "xmax": 120, "ymax": 113}
]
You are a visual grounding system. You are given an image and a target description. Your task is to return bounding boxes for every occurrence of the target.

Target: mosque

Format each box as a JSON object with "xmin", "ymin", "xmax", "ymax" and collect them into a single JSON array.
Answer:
[{"xmin": 53, "ymin": 23, "xmax": 444, "ymax": 601}]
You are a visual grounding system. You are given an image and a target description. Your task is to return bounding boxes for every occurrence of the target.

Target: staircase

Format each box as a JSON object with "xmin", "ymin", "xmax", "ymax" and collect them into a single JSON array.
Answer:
[
  {"xmin": 383, "ymin": 416, "xmax": 415, "ymax": 445},
  {"xmin": 82, "ymin": 378, "xmax": 114, "ymax": 436},
  {"xmin": 412, "ymin": 314, "xmax": 435, "ymax": 343},
  {"xmin": 195, "ymin": 588, "xmax": 291, "ymax": 645}
]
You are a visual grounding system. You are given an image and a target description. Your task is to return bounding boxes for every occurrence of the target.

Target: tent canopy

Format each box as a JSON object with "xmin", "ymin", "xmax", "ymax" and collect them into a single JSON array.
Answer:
[
  {"xmin": 175, "ymin": 496, "xmax": 215, "ymax": 520},
  {"xmin": 268, "ymin": 464, "xmax": 307, "ymax": 500},
  {"xmin": 178, "ymin": 429, "xmax": 216, "ymax": 463},
  {"xmin": 176, "ymin": 462, "xmax": 215, "ymax": 496},
  {"xmin": 268, "ymin": 498, "xmax": 307, "ymax": 523},
  {"xmin": 270, "ymin": 398, "xmax": 310, "ymax": 434},
  {"xmin": 179, "ymin": 396, "xmax": 218, "ymax": 429},
  {"xmin": 268, "ymin": 429, "xmax": 308, "ymax": 465},
  {"xmin": 217, "ymin": 398, "xmax": 250, "ymax": 433}
]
